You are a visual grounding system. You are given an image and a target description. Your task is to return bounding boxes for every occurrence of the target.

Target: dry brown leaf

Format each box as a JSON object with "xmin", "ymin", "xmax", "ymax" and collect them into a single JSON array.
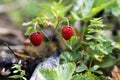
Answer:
[{"xmin": 111, "ymin": 65, "xmax": 120, "ymax": 80}]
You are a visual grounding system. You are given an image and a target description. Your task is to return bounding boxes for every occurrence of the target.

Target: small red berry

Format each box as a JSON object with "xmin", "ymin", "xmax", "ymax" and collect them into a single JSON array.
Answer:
[
  {"xmin": 23, "ymin": 39, "xmax": 30, "ymax": 46},
  {"xmin": 62, "ymin": 26, "xmax": 74, "ymax": 40},
  {"xmin": 29, "ymin": 32, "xmax": 43, "ymax": 46}
]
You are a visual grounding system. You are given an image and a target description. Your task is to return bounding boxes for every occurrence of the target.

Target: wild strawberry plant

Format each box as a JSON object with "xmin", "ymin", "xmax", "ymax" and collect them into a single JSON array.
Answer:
[{"xmin": 22, "ymin": 0, "xmax": 120, "ymax": 80}]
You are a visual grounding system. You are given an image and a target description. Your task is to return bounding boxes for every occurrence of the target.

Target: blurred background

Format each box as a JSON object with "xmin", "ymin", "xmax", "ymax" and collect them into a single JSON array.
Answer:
[{"xmin": 0, "ymin": 0, "xmax": 120, "ymax": 79}]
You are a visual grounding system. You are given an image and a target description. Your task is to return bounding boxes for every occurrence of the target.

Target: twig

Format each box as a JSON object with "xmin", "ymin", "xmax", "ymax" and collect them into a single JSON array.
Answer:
[{"xmin": 3, "ymin": 42, "xmax": 15, "ymax": 55}]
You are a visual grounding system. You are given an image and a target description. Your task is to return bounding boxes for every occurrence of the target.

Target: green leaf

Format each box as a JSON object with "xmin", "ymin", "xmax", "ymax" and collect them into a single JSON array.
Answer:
[
  {"xmin": 38, "ymin": 63, "xmax": 75, "ymax": 80},
  {"xmin": 75, "ymin": 63, "xmax": 88, "ymax": 72},
  {"xmin": 39, "ymin": 3, "xmax": 53, "ymax": 16},
  {"xmin": 9, "ymin": 75, "xmax": 22, "ymax": 79},
  {"xmin": 56, "ymin": 63, "xmax": 75, "ymax": 80},
  {"xmin": 71, "ymin": 72, "xmax": 100, "ymax": 80},
  {"xmin": 51, "ymin": 2, "xmax": 72, "ymax": 17},
  {"xmin": 99, "ymin": 76, "xmax": 107, "ymax": 80},
  {"xmin": 13, "ymin": 70, "xmax": 19, "ymax": 73},
  {"xmin": 105, "ymin": 0, "xmax": 120, "ymax": 16},
  {"xmin": 71, "ymin": 74, "xmax": 83, "ymax": 80},
  {"xmin": 71, "ymin": 11, "xmax": 80, "ymax": 20},
  {"xmin": 90, "ymin": 65, "xmax": 100, "ymax": 71},
  {"xmin": 97, "ymin": 55, "xmax": 116, "ymax": 68},
  {"xmin": 12, "ymin": 64, "xmax": 21, "ymax": 69},
  {"xmin": 66, "ymin": 36, "xmax": 80, "ymax": 50},
  {"xmin": 60, "ymin": 4, "xmax": 73, "ymax": 17},
  {"xmin": 93, "ymin": 0, "xmax": 114, "ymax": 7},
  {"xmin": 60, "ymin": 51, "xmax": 81, "ymax": 63},
  {"xmin": 84, "ymin": 0, "xmax": 116, "ymax": 21},
  {"xmin": 60, "ymin": 52, "xmax": 73, "ymax": 63},
  {"xmin": 39, "ymin": 69, "xmax": 58, "ymax": 80},
  {"xmin": 79, "ymin": 0, "xmax": 95, "ymax": 18},
  {"xmin": 93, "ymin": 70, "xmax": 103, "ymax": 74},
  {"xmin": 25, "ymin": 27, "xmax": 34, "ymax": 35},
  {"xmin": 84, "ymin": 72, "xmax": 100, "ymax": 80},
  {"xmin": 96, "ymin": 45, "xmax": 108, "ymax": 55}
]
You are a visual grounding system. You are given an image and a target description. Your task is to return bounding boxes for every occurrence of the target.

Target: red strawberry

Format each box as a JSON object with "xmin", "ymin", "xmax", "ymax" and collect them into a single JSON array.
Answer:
[
  {"xmin": 62, "ymin": 26, "xmax": 74, "ymax": 40},
  {"xmin": 30, "ymin": 32, "xmax": 43, "ymax": 46}
]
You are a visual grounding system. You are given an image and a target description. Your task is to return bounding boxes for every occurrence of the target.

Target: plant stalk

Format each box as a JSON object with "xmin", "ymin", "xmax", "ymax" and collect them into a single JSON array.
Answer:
[{"xmin": 81, "ymin": 22, "xmax": 87, "ymax": 41}]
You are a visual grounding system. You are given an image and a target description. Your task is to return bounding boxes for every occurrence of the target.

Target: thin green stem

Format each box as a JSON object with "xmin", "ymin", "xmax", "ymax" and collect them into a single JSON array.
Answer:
[
  {"xmin": 38, "ymin": 24, "xmax": 52, "ymax": 42},
  {"xmin": 81, "ymin": 22, "xmax": 87, "ymax": 41},
  {"xmin": 89, "ymin": 57, "xmax": 93, "ymax": 69}
]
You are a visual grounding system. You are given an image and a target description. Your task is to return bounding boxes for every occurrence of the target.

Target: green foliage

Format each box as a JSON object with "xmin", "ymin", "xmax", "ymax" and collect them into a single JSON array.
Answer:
[
  {"xmin": 86, "ymin": 18, "xmax": 113, "ymax": 61},
  {"xmin": 71, "ymin": 0, "xmax": 116, "ymax": 21},
  {"xmin": 75, "ymin": 63, "xmax": 88, "ymax": 73},
  {"xmin": 22, "ymin": 0, "xmax": 117, "ymax": 79},
  {"xmin": 37, "ymin": 63, "xmax": 104, "ymax": 80},
  {"xmin": 60, "ymin": 51, "xmax": 81, "ymax": 63},
  {"xmin": 23, "ymin": 0, "xmax": 73, "ymax": 35},
  {"xmin": 24, "ymin": 27, "xmax": 34, "ymax": 35},
  {"xmin": 9, "ymin": 64, "xmax": 26, "ymax": 80},
  {"xmin": 71, "ymin": 72, "xmax": 101, "ymax": 80},
  {"xmin": 105, "ymin": 0, "xmax": 120, "ymax": 16},
  {"xmin": 96, "ymin": 55, "xmax": 116, "ymax": 68},
  {"xmin": 38, "ymin": 1, "xmax": 73, "ymax": 18},
  {"xmin": 66, "ymin": 36, "xmax": 80, "ymax": 51},
  {"xmin": 38, "ymin": 63, "xmax": 75, "ymax": 80}
]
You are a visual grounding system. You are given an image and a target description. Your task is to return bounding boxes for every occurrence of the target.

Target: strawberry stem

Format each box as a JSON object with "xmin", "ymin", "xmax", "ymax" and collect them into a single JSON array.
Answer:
[
  {"xmin": 34, "ymin": 22, "xmax": 38, "ymax": 32},
  {"xmin": 66, "ymin": 17, "xmax": 69, "ymax": 26},
  {"xmin": 39, "ymin": 26, "xmax": 51, "ymax": 42}
]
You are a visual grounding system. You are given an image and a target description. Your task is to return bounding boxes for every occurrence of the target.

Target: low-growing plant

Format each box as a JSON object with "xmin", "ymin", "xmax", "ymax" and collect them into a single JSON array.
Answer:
[
  {"xmin": 9, "ymin": 64, "xmax": 26, "ymax": 80},
  {"xmin": 21, "ymin": 0, "xmax": 120, "ymax": 80}
]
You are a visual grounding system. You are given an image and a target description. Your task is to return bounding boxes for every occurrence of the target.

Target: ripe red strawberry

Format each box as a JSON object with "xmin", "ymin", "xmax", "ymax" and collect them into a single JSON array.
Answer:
[
  {"xmin": 30, "ymin": 32, "xmax": 43, "ymax": 46},
  {"xmin": 62, "ymin": 26, "xmax": 74, "ymax": 40}
]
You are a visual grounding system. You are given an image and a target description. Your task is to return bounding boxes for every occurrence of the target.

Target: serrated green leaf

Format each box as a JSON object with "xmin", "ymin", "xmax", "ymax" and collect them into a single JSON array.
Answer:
[
  {"xmin": 39, "ymin": 69, "xmax": 59, "ymax": 80},
  {"xmin": 38, "ymin": 63, "xmax": 75, "ymax": 80},
  {"xmin": 60, "ymin": 52, "xmax": 74, "ymax": 63},
  {"xmin": 71, "ymin": 74, "xmax": 83, "ymax": 80},
  {"xmin": 84, "ymin": 72, "xmax": 100, "ymax": 80},
  {"xmin": 97, "ymin": 45, "xmax": 108, "ymax": 55},
  {"xmin": 56, "ymin": 63, "xmax": 75, "ymax": 80},
  {"xmin": 71, "ymin": 72, "xmax": 100, "ymax": 80}
]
